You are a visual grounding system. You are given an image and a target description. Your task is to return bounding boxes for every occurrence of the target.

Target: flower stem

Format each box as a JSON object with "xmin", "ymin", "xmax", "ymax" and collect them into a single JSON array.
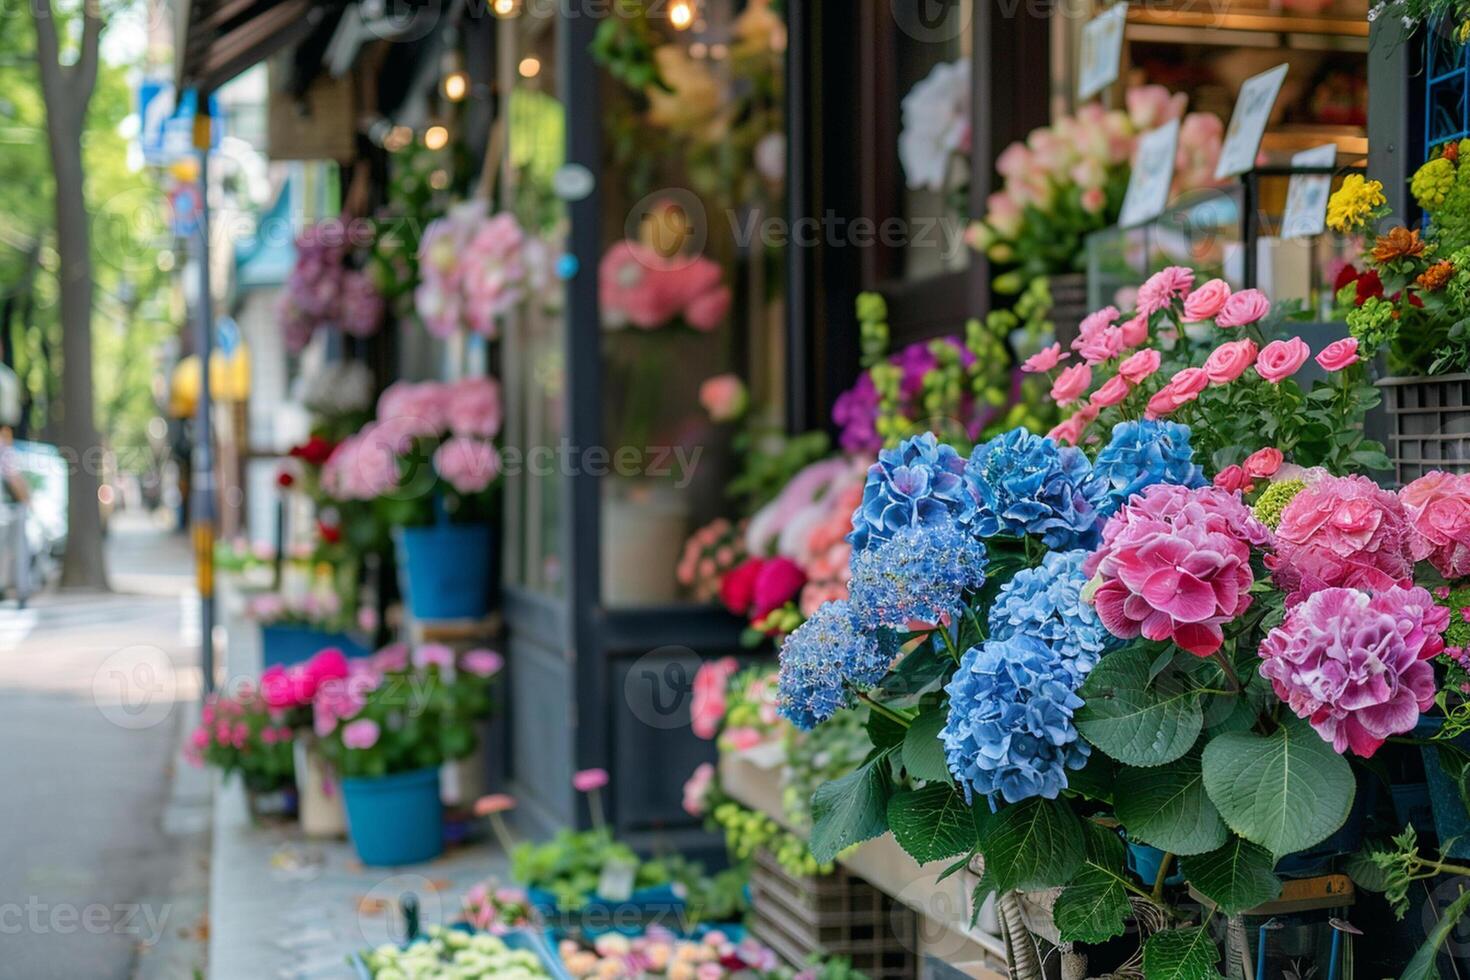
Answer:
[
  {"xmin": 938, "ymin": 626, "xmax": 963, "ymax": 665},
  {"xmin": 1211, "ymin": 648, "xmax": 1242, "ymax": 693},
  {"xmin": 1152, "ymin": 852, "xmax": 1175, "ymax": 902},
  {"xmin": 857, "ymin": 690, "xmax": 912, "ymax": 729}
]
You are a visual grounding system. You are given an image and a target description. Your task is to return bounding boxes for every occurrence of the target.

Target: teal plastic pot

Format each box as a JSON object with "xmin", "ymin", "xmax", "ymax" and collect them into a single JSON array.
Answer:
[
  {"xmin": 1415, "ymin": 717, "xmax": 1470, "ymax": 859},
  {"xmin": 394, "ymin": 523, "xmax": 493, "ymax": 621},
  {"xmin": 341, "ymin": 767, "xmax": 443, "ymax": 866}
]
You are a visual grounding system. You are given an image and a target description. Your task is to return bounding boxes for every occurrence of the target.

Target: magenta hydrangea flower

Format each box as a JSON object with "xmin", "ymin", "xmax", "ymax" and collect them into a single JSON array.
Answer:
[
  {"xmin": 1270, "ymin": 474, "xmax": 1413, "ymax": 603},
  {"xmin": 1258, "ymin": 586, "xmax": 1447, "ymax": 757},
  {"xmin": 1085, "ymin": 484, "xmax": 1271, "ymax": 656},
  {"xmin": 1399, "ymin": 471, "xmax": 1470, "ymax": 580}
]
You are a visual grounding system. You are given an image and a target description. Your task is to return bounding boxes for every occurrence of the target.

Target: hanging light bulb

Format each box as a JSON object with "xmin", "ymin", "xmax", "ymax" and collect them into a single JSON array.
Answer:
[
  {"xmin": 423, "ymin": 125, "xmax": 450, "ymax": 151},
  {"xmin": 668, "ymin": 0, "xmax": 694, "ymax": 30},
  {"xmin": 442, "ymin": 69, "xmax": 469, "ymax": 102},
  {"xmin": 518, "ymin": 56, "xmax": 541, "ymax": 78},
  {"xmin": 491, "ymin": 0, "xmax": 519, "ymax": 16}
]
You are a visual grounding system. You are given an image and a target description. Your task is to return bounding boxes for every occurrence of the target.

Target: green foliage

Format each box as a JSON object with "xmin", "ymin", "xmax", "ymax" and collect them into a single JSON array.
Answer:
[
  {"xmin": 808, "ymin": 751, "xmax": 894, "ymax": 864},
  {"xmin": 1075, "ymin": 646, "xmax": 1205, "ymax": 768},
  {"xmin": 1052, "ymin": 822, "xmax": 1133, "ymax": 944},
  {"xmin": 1200, "ymin": 718, "xmax": 1355, "ymax": 860},
  {"xmin": 1402, "ymin": 886, "xmax": 1470, "ymax": 980},
  {"xmin": 1180, "ymin": 836, "xmax": 1281, "ymax": 915},
  {"xmin": 709, "ymin": 800, "xmax": 829, "ymax": 877},
  {"xmin": 886, "ymin": 784, "xmax": 980, "ymax": 865},
  {"xmin": 899, "ymin": 705, "xmax": 952, "ymax": 783},
  {"xmin": 1141, "ymin": 926, "xmax": 1225, "ymax": 980},
  {"xmin": 1114, "ymin": 755, "xmax": 1228, "ymax": 857},
  {"xmin": 509, "ymin": 828, "xmax": 674, "ymax": 910},
  {"xmin": 975, "ymin": 797, "xmax": 1085, "ymax": 893}
]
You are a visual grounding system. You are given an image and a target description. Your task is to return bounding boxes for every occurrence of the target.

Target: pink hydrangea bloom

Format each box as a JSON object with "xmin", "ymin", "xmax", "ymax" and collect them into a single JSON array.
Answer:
[
  {"xmin": 1271, "ymin": 475, "xmax": 1414, "ymax": 602},
  {"xmin": 1086, "ymin": 484, "xmax": 1272, "ymax": 656},
  {"xmin": 461, "ymin": 213, "xmax": 529, "ymax": 337},
  {"xmin": 434, "ymin": 436, "xmax": 501, "ymax": 495},
  {"xmin": 445, "ymin": 377, "xmax": 503, "ymax": 439},
  {"xmin": 1258, "ymin": 586, "xmax": 1446, "ymax": 757},
  {"xmin": 1400, "ymin": 471, "xmax": 1470, "ymax": 579},
  {"xmin": 1136, "ymin": 266, "xmax": 1195, "ymax": 316}
]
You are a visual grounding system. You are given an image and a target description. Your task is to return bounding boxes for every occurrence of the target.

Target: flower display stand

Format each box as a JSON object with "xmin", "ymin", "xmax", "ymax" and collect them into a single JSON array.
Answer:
[
  {"xmin": 1379, "ymin": 373, "xmax": 1470, "ymax": 483},
  {"xmin": 720, "ymin": 750, "xmax": 1008, "ymax": 978}
]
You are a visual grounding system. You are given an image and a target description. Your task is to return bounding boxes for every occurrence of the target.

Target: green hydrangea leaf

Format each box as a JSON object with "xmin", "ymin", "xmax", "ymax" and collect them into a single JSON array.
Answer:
[
  {"xmin": 977, "ymin": 797, "xmax": 1085, "ymax": 893},
  {"xmin": 1114, "ymin": 755, "xmax": 1227, "ymax": 857},
  {"xmin": 887, "ymin": 783, "xmax": 980, "ymax": 865},
  {"xmin": 1053, "ymin": 823, "xmax": 1132, "ymax": 944},
  {"xmin": 1142, "ymin": 926, "xmax": 1225, "ymax": 980},
  {"xmin": 1181, "ymin": 837, "xmax": 1282, "ymax": 915},
  {"xmin": 901, "ymin": 705, "xmax": 952, "ymax": 783},
  {"xmin": 1076, "ymin": 647, "xmax": 1204, "ymax": 767},
  {"xmin": 810, "ymin": 753, "xmax": 894, "ymax": 864}
]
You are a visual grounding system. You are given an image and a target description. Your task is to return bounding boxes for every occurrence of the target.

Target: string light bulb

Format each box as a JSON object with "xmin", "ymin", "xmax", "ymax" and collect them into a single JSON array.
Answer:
[
  {"xmin": 442, "ymin": 69, "xmax": 469, "ymax": 102},
  {"xmin": 518, "ymin": 56, "xmax": 541, "ymax": 78},
  {"xmin": 424, "ymin": 125, "xmax": 449, "ymax": 150},
  {"xmin": 669, "ymin": 0, "xmax": 694, "ymax": 30},
  {"xmin": 491, "ymin": 0, "xmax": 519, "ymax": 16}
]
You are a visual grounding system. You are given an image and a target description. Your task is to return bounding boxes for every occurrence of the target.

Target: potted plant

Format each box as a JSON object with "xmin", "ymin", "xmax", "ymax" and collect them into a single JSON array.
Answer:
[
  {"xmin": 323, "ymin": 377, "xmax": 503, "ymax": 621},
  {"xmin": 186, "ymin": 685, "xmax": 296, "ymax": 823},
  {"xmin": 315, "ymin": 644, "xmax": 484, "ymax": 866},
  {"xmin": 259, "ymin": 647, "xmax": 355, "ymax": 837},
  {"xmin": 1331, "ymin": 159, "xmax": 1470, "ymax": 483},
  {"xmin": 244, "ymin": 582, "xmax": 370, "ymax": 669}
]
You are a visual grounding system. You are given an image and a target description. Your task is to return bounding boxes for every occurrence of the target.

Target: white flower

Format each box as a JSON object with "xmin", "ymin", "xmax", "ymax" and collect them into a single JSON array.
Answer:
[{"xmin": 898, "ymin": 59, "xmax": 972, "ymax": 193}]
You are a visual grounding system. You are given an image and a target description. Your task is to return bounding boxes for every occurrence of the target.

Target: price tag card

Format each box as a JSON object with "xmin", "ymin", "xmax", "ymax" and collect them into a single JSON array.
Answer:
[
  {"xmin": 597, "ymin": 858, "xmax": 637, "ymax": 903},
  {"xmin": 1215, "ymin": 63, "xmax": 1290, "ymax": 180},
  {"xmin": 1078, "ymin": 3, "xmax": 1129, "ymax": 100},
  {"xmin": 1281, "ymin": 144, "xmax": 1338, "ymax": 240},
  {"xmin": 1119, "ymin": 117, "xmax": 1181, "ymax": 229}
]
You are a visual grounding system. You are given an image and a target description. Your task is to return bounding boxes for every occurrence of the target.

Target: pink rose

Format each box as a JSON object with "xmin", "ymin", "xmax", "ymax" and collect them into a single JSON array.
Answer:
[
  {"xmin": 1182, "ymin": 278, "xmax": 1232, "ymax": 322},
  {"xmin": 1204, "ymin": 339, "xmax": 1258, "ymax": 384},
  {"xmin": 684, "ymin": 285, "xmax": 732, "ymax": 331},
  {"xmin": 1117, "ymin": 348, "xmax": 1161, "ymax": 384},
  {"xmin": 1119, "ymin": 313, "xmax": 1149, "ymax": 348},
  {"xmin": 1255, "ymin": 337, "xmax": 1311, "ymax": 383},
  {"xmin": 1075, "ymin": 307, "xmax": 1119, "ymax": 344},
  {"xmin": 1077, "ymin": 327, "xmax": 1125, "ymax": 366},
  {"xmin": 1050, "ymin": 364, "xmax": 1093, "ymax": 406},
  {"xmin": 1090, "ymin": 374, "xmax": 1132, "ymax": 408},
  {"xmin": 1315, "ymin": 337, "xmax": 1360, "ymax": 372},
  {"xmin": 1022, "ymin": 343, "xmax": 1067, "ymax": 374},
  {"xmin": 1048, "ymin": 415, "xmax": 1086, "ymax": 446},
  {"xmin": 1213, "ymin": 465, "xmax": 1253, "ymax": 494},
  {"xmin": 1243, "ymin": 447, "xmax": 1284, "ymax": 480},
  {"xmin": 1216, "ymin": 288, "xmax": 1272, "ymax": 328},
  {"xmin": 1136, "ymin": 266, "xmax": 1195, "ymax": 316},
  {"xmin": 751, "ymin": 557, "xmax": 807, "ymax": 621},
  {"xmin": 699, "ymin": 373, "xmax": 748, "ymax": 422},
  {"xmin": 1146, "ymin": 368, "xmax": 1208, "ymax": 417}
]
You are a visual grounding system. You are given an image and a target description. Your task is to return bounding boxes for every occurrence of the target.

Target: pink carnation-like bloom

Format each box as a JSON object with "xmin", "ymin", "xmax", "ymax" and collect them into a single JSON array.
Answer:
[
  {"xmin": 1255, "ymin": 338, "xmax": 1311, "ymax": 383},
  {"xmin": 1270, "ymin": 474, "xmax": 1414, "ymax": 602},
  {"xmin": 414, "ymin": 644, "xmax": 456, "ymax": 670},
  {"xmin": 1215, "ymin": 288, "xmax": 1272, "ymax": 329},
  {"xmin": 1182, "ymin": 278, "xmax": 1232, "ymax": 322},
  {"xmin": 1022, "ymin": 343, "xmax": 1067, "ymax": 374},
  {"xmin": 1086, "ymin": 484, "xmax": 1272, "ymax": 656},
  {"xmin": 462, "ymin": 649, "xmax": 505, "ymax": 678},
  {"xmin": 573, "ymin": 768, "xmax": 609, "ymax": 793},
  {"xmin": 1258, "ymin": 586, "xmax": 1446, "ymax": 757},
  {"xmin": 1136, "ymin": 266, "xmax": 1195, "ymax": 316},
  {"xmin": 1400, "ymin": 471, "xmax": 1470, "ymax": 579},
  {"xmin": 691, "ymin": 656, "xmax": 740, "ymax": 740},
  {"xmin": 1050, "ymin": 364, "xmax": 1092, "ymax": 406},
  {"xmin": 1117, "ymin": 348, "xmax": 1161, "ymax": 384},
  {"xmin": 434, "ymin": 437, "xmax": 501, "ymax": 495},
  {"xmin": 1077, "ymin": 326, "xmax": 1124, "ymax": 365}
]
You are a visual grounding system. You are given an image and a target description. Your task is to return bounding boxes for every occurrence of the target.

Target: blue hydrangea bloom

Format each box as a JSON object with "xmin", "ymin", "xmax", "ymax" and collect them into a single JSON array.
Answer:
[
  {"xmin": 848, "ymin": 519, "xmax": 987, "ymax": 630},
  {"xmin": 777, "ymin": 600, "xmax": 898, "ymax": 730},
  {"xmin": 941, "ymin": 633, "xmax": 1091, "ymax": 804},
  {"xmin": 987, "ymin": 550, "xmax": 1114, "ymax": 682},
  {"xmin": 1092, "ymin": 419, "xmax": 1206, "ymax": 516},
  {"xmin": 964, "ymin": 428, "xmax": 1107, "ymax": 549},
  {"xmin": 848, "ymin": 433, "xmax": 976, "ymax": 553}
]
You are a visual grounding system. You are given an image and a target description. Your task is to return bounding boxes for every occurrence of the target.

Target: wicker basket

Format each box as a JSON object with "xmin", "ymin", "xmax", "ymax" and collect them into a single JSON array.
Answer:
[
  {"xmin": 1378, "ymin": 373, "xmax": 1470, "ymax": 484},
  {"xmin": 748, "ymin": 848, "xmax": 918, "ymax": 979}
]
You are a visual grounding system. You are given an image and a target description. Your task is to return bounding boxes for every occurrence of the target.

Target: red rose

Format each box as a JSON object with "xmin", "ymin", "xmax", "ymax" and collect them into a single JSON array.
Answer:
[
  {"xmin": 720, "ymin": 558, "xmax": 764, "ymax": 616},
  {"xmin": 1333, "ymin": 264, "xmax": 1360, "ymax": 293},
  {"xmin": 290, "ymin": 435, "xmax": 337, "ymax": 466},
  {"xmin": 1354, "ymin": 270, "xmax": 1384, "ymax": 306},
  {"xmin": 318, "ymin": 520, "xmax": 342, "ymax": 545},
  {"xmin": 750, "ymin": 557, "xmax": 807, "ymax": 621}
]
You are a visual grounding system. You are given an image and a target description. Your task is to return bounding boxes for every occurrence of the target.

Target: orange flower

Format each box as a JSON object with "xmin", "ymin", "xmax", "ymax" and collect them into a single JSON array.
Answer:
[
  {"xmin": 1447, "ymin": 141, "xmax": 1461, "ymax": 164},
  {"xmin": 1418, "ymin": 260, "xmax": 1456, "ymax": 291},
  {"xmin": 1371, "ymin": 226, "xmax": 1427, "ymax": 263}
]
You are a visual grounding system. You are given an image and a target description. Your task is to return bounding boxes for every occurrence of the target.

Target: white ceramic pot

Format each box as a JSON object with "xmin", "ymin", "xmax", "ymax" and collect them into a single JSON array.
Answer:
[
  {"xmin": 601, "ymin": 483, "xmax": 690, "ymax": 606},
  {"xmin": 293, "ymin": 740, "xmax": 346, "ymax": 838}
]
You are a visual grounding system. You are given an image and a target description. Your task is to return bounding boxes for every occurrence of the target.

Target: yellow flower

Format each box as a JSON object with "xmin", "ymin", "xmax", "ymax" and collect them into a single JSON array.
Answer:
[
  {"xmin": 646, "ymin": 45, "xmax": 729, "ymax": 143},
  {"xmin": 1412, "ymin": 157, "xmax": 1455, "ymax": 210},
  {"xmin": 1327, "ymin": 175, "xmax": 1386, "ymax": 234}
]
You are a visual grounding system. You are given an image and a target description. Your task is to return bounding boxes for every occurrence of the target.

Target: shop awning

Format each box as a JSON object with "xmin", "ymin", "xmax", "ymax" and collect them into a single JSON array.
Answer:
[{"xmin": 175, "ymin": 0, "xmax": 323, "ymax": 94}]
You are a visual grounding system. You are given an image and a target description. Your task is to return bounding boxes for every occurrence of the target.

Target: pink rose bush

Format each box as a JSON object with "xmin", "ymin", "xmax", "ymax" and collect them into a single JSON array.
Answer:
[
  {"xmin": 1259, "ymin": 586, "xmax": 1446, "ymax": 757},
  {"xmin": 1087, "ymin": 484, "xmax": 1271, "ymax": 656}
]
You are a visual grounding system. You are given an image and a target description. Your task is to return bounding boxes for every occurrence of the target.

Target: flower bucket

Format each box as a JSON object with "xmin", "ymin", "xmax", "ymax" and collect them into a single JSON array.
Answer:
[
  {"xmin": 601, "ymin": 484, "xmax": 688, "ymax": 606},
  {"xmin": 341, "ymin": 767, "xmax": 444, "ymax": 866},
  {"xmin": 394, "ymin": 522, "xmax": 494, "ymax": 621},
  {"xmin": 1378, "ymin": 373, "xmax": 1470, "ymax": 484},
  {"xmin": 293, "ymin": 741, "xmax": 345, "ymax": 839},
  {"xmin": 260, "ymin": 624, "xmax": 370, "ymax": 670},
  {"xmin": 527, "ymin": 884, "xmax": 686, "ymax": 939},
  {"xmin": 351, "ymin": 926, "xmax": 573, "ymax": 980},
  {"xmin": 1414, "ymin": 717, "xmax": 1470, "ymax": 860}
]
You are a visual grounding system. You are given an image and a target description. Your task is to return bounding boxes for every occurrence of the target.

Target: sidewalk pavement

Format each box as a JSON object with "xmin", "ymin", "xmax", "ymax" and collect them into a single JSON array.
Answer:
[{"xmin": 206, "ymin": 576, "xmax": 508, "ymax": 980}]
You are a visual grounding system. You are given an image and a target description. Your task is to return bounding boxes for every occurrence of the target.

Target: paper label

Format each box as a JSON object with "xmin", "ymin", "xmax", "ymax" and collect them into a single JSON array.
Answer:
[
  {"xmin": 1079, "ymin": 3, "xmax": 1129, "ymax": 100},
  {"xmin": 1119, "ymin": 117, "xmax": 1181, "ymax": 229},
  {"xmin": 1215, "ymin": 63, "xmax": 1290, "ymax": 180},
  {"xmin": 1281, "ymin": 144, "xmax": 1339, "ymax": 240}
]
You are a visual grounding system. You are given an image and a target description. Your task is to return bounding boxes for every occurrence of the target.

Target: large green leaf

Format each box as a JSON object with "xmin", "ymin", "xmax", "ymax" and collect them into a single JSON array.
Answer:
[
  {"xmin": 977, "ymin": 797, "xmax": 1085, "ymax": 893},
  {"xmin": 1142, "ymin": 926, "xmax": 1225, "ymax": 980},
  {"xmin": 1181, "ymin": 837, "xmax": 1282, "ymax": 915},
  {"xmin": 1401, "ymin": 886, "xmax": 1470, "ymax": 980},
  {"xmin": 810, "ymin": 754, "xmax": 894, "ymax": 863},
  {"xmin": 887, "ymin": 784, "xmax": 979, "ymax": 865},
  {"xmin": 901, "ymin": 705, "xmax": 952, "ymax": 783},
  {"xmin": 1053, "ymin": 823, "xmax": 1132, "ymax": 944},
  {"xmin": 1201, "ymin": 719, "xmax": 1354, "ymax": 860},
  {"xmin": 1076, "ymin": 648, "xmax": 1204, "ymax": 767},
  {"xmin": 1114, "ymin": 756, "xmax": 1227, "ymax": 857}
]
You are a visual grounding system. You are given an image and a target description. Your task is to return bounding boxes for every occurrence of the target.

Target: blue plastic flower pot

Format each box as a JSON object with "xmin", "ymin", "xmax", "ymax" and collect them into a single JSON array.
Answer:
[
  {"xmin": 1415, "ymin": 717, "xmax": 1470, "ymax": 860},
  {"xmin": 341, "ymin": 767, "xmax": 443, "ymax": 866},
  {"xmin": 260, "ymin": 624, "xmax": 371, "ymax": 670},
  {"xmin": 1126, "ymin": 841, "xmax": 1183, "ymax": 887},
  {"xmin": 394, "ymin": 522, "xmax": 494, "ymax": 621}
]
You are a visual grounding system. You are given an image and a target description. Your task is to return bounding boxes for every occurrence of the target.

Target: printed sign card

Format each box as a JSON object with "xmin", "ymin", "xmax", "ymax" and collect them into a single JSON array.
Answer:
[
  {"xmin": 1119, "ymin": 117, "xmax": 1181, "ymax": 229},
  {"xmin": 1281, "ymin": 144, "xmax": 1339, "ymax": 240},
  {"xmin": 1078, "ymin": 3, "xmax": 1129, "ymax": 100},
  {"xmin": 1215, "ymin": 63, "xmax": 1290, "ymax": 180}
]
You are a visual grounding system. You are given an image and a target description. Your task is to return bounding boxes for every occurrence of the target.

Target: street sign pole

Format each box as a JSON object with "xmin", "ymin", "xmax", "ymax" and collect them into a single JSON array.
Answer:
[{"xmin": 191, "ymin": 106, "xmax": 216, "ymax": 696}]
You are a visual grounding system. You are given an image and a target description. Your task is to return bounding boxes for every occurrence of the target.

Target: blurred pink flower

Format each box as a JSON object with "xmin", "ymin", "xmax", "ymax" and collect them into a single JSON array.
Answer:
[
  {"xmin": 342, "ymin": 718, "xmax": 381, "ymax": 750},
  {"xmin": 462, "ymin": 649, "xmax": 505, "ymax": 677},
  {"xmin": 573, "ymin": 768, "xmax": 609, "ymax": 793},
  {"xmin": 446, "ymin": 376, "xmax": 503, "ymax": 439},
  {"xmin": 682, "ymin": 763, "xmax": 716, "ymax": 817},
  {"xmin": 434, "ymin": 437, "xmax": 501, "ymax": 495},
  {"xmin": 699, "ymin": 374, "xmax": 748, "ymax": 422},
  {"xmin": 691, "ymin": 657, "xmax": 740, "ymax": 740}
]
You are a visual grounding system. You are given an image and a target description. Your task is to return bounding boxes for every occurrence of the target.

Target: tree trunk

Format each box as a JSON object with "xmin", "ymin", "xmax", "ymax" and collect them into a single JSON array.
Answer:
[{"xmin": 33, "ymin": 0, "xmax": 108, "ymax": 590}]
